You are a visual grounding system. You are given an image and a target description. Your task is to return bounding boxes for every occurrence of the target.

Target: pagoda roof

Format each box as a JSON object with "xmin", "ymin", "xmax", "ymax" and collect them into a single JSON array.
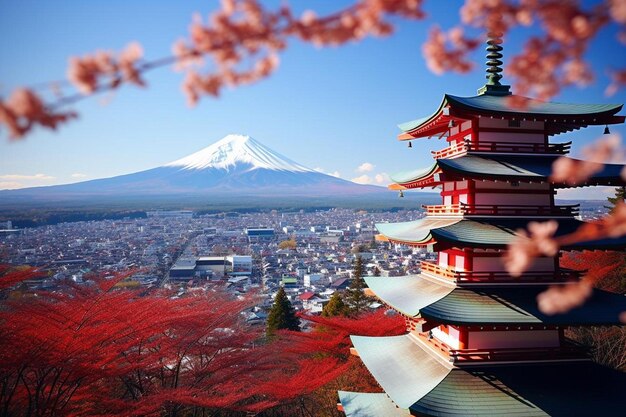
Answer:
[
  {"xmin": 376, "ymin": 217, "xmax": 626, "ymax": 250},
  {"xmin": 399, "ymin": 93, "xmax": 624, "ymax": 138},
  {"xmin": 375, "ymin": 218, "xmax": 459, "ymax": 245},
  {"xmin": 337, "ymin": 391, "xmax": 409, "ymax": 417},
  {"xmin": 390, "ymin": 154, "xmax": 626, "ymax": 188},
  {"xmin": 352, "ymin": 334, "xmax": 626, "ymax": 416},
  {"xmin": 350, "ymin": 334, "xmax": 450, "ymax": 409},
  {"xmin": 365, "ymin": 275, "xmax": 626, "ymax": 325},
  {"xmin": 363, "ymin": 275, "xmax": 454, "ymax": 317}
]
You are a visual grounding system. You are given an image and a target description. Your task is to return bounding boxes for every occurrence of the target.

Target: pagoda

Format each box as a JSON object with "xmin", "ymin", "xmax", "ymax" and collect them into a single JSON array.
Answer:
[{"xmin": 338, "ymin": 35, "xmax": 626, "ymax": 416}]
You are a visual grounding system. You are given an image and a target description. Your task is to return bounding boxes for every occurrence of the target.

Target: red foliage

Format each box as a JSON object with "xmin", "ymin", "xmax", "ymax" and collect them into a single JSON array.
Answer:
[
  {"xmin": 264, "ymin": 310, "xmax": 405, "ymax": 389},
  {"xmin": 561, "ymin": 250, "xmax": 626, "ymax": 293},
  {"xmin": 0, "ymin": 265, "xmax": 46, "ymax": 290},
  {"xmin": 0, "ymin": 269, "xmax": 278, "ymax": 416},
  {"xmin": 0, "ymin": 267, "xmax": 406, "ymax": 416}
]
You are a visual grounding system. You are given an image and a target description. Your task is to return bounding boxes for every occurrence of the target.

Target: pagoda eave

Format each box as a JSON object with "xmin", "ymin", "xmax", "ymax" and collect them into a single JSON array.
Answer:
[
  {"xmin": 351, "ymin": 333, "xmax": 626, "ymax": 416},
  {"xmin": 390, "ymin": 155, "xmax": 626, "ymax": 189},
  {"xmin": 376, "ymin": 218, "xmax": 626, "ymax": 251},
  {"xmin": 445, "ymin": 94, "xmax": 623, "ymax": 121},
  {"xmin": 337, "ymin": 391, "xmax": 410, "ymax": 417},
  {"xmin": 375, "ymin": 218, "xmax": 460, "ymax": 247},
  {"xmin": 398, "ymin": 94, "xmax": 623, "ymax": 140},
  {"xmin": 365, "ymin": 276, "xmax": 626, "ymax": 326}
]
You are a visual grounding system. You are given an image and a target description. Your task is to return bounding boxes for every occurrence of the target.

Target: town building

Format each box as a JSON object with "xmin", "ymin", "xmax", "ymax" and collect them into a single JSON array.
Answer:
[{"xmin": 245, "ymin": 227, "xmax": 275, "ymax": 242}]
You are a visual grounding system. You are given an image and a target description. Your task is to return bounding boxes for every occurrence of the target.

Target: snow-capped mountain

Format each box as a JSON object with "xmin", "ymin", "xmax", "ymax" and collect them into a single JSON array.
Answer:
[
  {"xmin": 165, "ymin": 134, "xmax": 315, "ymax": 173},
  {"xmin": 3, "ymin": 134, "xmax": 387, "ymax": 199}
]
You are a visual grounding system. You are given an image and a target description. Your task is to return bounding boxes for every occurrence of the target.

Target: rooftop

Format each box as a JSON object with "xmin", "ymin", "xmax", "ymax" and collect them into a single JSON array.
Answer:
[
  {"xmin": 351, "ymin": 334, "xmax": 626, "ymax": 416},
  {"xmin": 365, "ymin": 275, "xmax": 626, "ymax": 326}
]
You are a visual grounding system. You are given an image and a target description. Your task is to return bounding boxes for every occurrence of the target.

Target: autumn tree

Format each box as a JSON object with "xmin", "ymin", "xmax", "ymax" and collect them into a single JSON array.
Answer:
[
  {"xmin": 344, "ymin": 256, "xmax": 369, "ymax": 316},
  {"xmin": 0, "ymin": 266, "xmax": 409, "ymax": 417},
  {"xmin": 322, "ymin": 291, "xmax": 349, "ymax": 318},
  {"xmin": 266, "ymin": 287, "xmax": 301, "ymax": 338},
  {"xmin": 278, "ymin": 239, "xmax": 297, "ymax": 250},
  {"xmin": 561, "ymin": 251, "xmax": 626, "ymax": 372},
  {"xmin": 0, "ymin": 267, "xmax": 290, "ymax": 416},
  {"xmin": 260, "ymin": 309, "xmax": 406, "ymax": 416}
]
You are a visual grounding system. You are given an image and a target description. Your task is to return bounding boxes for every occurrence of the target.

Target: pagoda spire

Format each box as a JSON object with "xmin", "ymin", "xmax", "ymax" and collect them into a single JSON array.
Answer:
[{"xmin": 477, "ymin": 32, "xmax": 511, "ymax": 96}]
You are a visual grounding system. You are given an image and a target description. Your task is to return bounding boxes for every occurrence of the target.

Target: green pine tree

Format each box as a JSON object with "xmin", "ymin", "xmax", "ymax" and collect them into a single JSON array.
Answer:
[
  {"xmin": 607, "ymin": 186, "xmax": 626, "ymax": 212},
  {"xmin": 345, "ymin": 256, "xmax": 369, "ymax": 316},
  {"xmin": 322, "ymin": 291, "xmax": 349, "ymax": 317},
  {"xmin": 266, "ymin": 287, "xmax": 300, "ymax": 338},
  {"xmin": 370, "ymin": 234, "xmax": 378, "ymax": 250}
]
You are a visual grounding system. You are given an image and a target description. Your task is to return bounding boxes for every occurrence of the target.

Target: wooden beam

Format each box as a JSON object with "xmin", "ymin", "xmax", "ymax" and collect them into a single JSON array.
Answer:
[{"xmin": 415, "ymin": 320, "xmax": 439, "ymax": 333}]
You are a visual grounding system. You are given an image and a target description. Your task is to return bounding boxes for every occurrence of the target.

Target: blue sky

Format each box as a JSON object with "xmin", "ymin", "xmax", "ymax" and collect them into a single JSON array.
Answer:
[{"xmin": 1, "ymin": 1, "xmax": 625, "ymax": 199}]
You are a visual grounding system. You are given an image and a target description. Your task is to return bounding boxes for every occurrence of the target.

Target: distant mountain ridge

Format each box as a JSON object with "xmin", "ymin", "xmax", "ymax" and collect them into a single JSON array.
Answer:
[{"xmin": 2, "ymin": 134, "xmax": 389, "ymax": 199}]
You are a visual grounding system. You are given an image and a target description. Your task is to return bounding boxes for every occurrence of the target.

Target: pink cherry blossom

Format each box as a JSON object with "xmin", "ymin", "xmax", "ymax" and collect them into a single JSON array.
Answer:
[
  {"xmin": 537, "ymin": 280, "xmax": 593, "ymax": 315},
  {"xmin": 0, "ymin": 89, "xmax": 76, "ymax": 139},
  {"xmin": 504, "ymin": 220, "xmax": 558, "ymax": 277}
]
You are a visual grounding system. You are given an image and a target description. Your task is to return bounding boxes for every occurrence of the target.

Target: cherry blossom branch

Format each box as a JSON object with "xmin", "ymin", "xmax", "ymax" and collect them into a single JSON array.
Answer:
[
  {"xmin": 3, "ymin": 0, "xmax": 626, "ymax": 140},
  {"xmin": 0, "ymin": 0, "xmax": 427, "ymax": 139},
  {"xmin": 504, "ymin": 135, "xmax": 626, "ymax": 317}
]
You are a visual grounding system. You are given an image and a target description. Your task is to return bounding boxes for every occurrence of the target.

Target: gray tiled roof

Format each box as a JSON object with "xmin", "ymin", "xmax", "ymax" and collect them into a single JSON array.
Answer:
[
  {"xmin": 351, "ymin": 334, "xmax": 626, "ymax": 416},
  {"xmin": 365, "ymin": 275, "xmax": 626, "ymax": 325},
  {"xmin": 338, "ymin": 391, "xmax": 410, "ymax": 417},
  {"xmin": 391, "ymin": 154, "xmax": 626, "ymax": 186}
]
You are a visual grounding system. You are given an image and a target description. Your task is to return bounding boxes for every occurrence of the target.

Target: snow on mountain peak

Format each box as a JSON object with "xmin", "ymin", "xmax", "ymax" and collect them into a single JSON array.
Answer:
[{"xmin": 165, "ymin": 134, "xmax": 316, "ymax": 172}]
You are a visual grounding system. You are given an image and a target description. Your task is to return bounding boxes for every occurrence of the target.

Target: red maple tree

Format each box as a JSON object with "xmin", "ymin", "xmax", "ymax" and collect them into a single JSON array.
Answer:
[
  {"xmin": 0, "ymin": 269, "xmax": 276, "ymax": 416},
  {"xmin": 0, "ymin": 267, "xmax": 406, "ymax": 417}
]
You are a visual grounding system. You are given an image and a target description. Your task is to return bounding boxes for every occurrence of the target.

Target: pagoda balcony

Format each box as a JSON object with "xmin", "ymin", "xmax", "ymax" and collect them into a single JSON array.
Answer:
[
  {"xmin": 423, "ymin": 203, "xmax": 580, "ymax": 217},
  {"xmin": 417, "ymin": 331, "xmax": 589, "ymax": 364},
  {"xmin": 419, "ymin": 260, "xmax": 582, "ymax": 284},
  {"xmin": 431, "ymin": 140, "xmax": 572, "ymax": 159},
  {"xmin": 422, "ymin": 203, "xmax": 463, "ymax": 216}
]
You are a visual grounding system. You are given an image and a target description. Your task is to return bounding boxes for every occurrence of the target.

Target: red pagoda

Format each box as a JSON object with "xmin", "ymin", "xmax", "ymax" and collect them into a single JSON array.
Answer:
[{"xmin": 338, "ymin": 36, "xmax": 626, "ymax": 416}]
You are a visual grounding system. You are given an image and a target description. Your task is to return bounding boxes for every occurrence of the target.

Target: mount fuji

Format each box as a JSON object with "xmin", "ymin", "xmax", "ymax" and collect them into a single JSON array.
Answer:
[{"xmin": 3, "ymin": 134, "xmax": 389, "ymax": 200}]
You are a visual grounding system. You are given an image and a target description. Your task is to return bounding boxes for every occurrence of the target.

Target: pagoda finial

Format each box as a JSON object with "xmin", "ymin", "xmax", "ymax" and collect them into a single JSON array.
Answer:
[{"xmin": 477, "ymin": 33, "xmax": 511, "ymax": 96}]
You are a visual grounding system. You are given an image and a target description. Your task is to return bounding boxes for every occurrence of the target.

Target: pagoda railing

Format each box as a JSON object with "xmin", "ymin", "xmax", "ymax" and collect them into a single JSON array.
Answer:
[
  {"xmin": 461, "ymin": 203, "xmax": 580, "ymax": 217},
  {"xmin": 449, "ymin": 342, "xmax": 589, "ymax": 363},
  {"xmin": 467, "ymin": 140, "xmax": 572, "ymax": 154},
  {"xmin": 417, "ymin": 332, "xmax": 589, "ymax": 363},
  {"xmin": 431, "ymin": 144, "xmax": 468, "ymax": 159},
  {"xmin": 420, "ymin": 261, "xmax": 582, "ymax": 283},
  {"xmin": 431, "ymin": 140, "xmax": 572, "ymax": 159},
  {"xmin": 422, "ymin": 204, "xmax": 462, "ymax": 216},
  {"xmin": 423, "ymin": 203, "xmax": 580, "ymax": 217}
]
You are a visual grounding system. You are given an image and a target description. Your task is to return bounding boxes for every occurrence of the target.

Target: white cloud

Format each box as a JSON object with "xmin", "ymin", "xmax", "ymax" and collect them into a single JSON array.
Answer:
[
  {"xmin": 356, "ymin": 162, "xmax": 375, "ymax": 173},
  {"xmin": 71, "ymin": 173, "xmax": 88, "ymax": 178},
  {"xmin": 0, "ymin": 173, "xmax": 56, "ymax": 190},
  {"xmin": 0, "ymin": 173, "xmax": 55, "ymax": 180},
  {"xmin": 0, "ymin": 181, "xmax": 23, "ymax": 190},
  {"xmin": 351, "ymin": 174, "xmax": 372, "ymax": 185},
  {"xmin": 374, "ymin": 173, "xmax": 390, "ymax": 184},
  {"xmin": 556, "ymin": 186, "xmax": 616, "ymax": 201}
]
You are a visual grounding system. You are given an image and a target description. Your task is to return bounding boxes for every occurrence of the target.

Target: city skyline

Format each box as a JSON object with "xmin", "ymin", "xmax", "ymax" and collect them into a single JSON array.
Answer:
[{"xmin": 1, "ymin": 0, "xmax": 625, "ymax": 200}]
